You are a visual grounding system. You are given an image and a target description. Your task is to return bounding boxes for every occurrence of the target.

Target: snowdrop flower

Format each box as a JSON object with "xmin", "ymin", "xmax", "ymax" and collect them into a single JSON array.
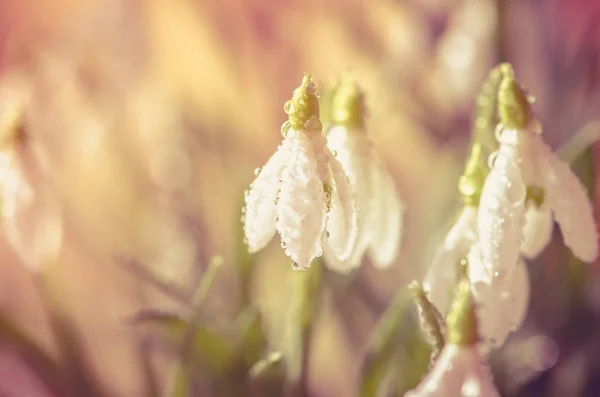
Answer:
[
  {"xmin": 405, "ymin": 280, "xmax": 501, "ymax": 397},
  {"xmin": 243, "ymin": 74, "xmax": 357, "ymax": 270},
  {"xmin": 424, "ymin": 143, "xmax": 487, "ymax": 314},
  {"xmin": 468, "ymin": 244, "xmax": 530, "ymax": 352},
  {"xmin": 323, "ymin": 77, "xmax": 404, "ymax": 272},
  {"xmin": 478, "ymin": 64, "xmax": 598, "ymax": 284}
]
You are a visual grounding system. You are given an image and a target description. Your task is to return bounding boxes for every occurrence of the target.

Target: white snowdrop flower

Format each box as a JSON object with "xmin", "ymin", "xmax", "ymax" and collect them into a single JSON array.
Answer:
[
  {"xmin": 243, "ymin": 74, "xmax": 358, "ymax": 270},
  {"xmin": 423, "ymin": 142, "xmax": 487, "ymax": 315},
  {"xmin": 322, "ymin": 78, "xmax": 404, "ymax": 272},
  {"xmin": 405, "ymin": 280, "xmax": 501, "ymax": 397},
  {"xmin": 478, "ymin": 64, "xmax": 598, "ymax": 280},
  {"xmin": 468, "ymin": 244, "xmax": 530, "ymax": 352}
]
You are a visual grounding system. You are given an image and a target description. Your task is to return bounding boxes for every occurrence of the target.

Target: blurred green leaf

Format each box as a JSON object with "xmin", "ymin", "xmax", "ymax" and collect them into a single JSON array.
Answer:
[
  {"xmin": 248, "ymin": 352, "xmax": 286, "ymax": 397},
  {"xmin": 359, "ymin": 286, "xmax": 412, "ymax": 397},
  {"xmin": 0, "ymin": 312, "xmax": 63, "ymax": 395},
  {"xmin": 129, "ymin": 309, "xmax": 236, "ymax": 374},
  {"xmin": 235, "ymin": 201, "xmax": 255, "ymax": 307},
  {"xmin": 564, "ymin": 145, "xmax": 595, "ymax": 306},
  {"xmin": 283, "ymin": 262, "xmax": 324, "ymax": 393},
  {"xmin": 235, "ymin": 305, "xmax": 268, "ymax": 367}
]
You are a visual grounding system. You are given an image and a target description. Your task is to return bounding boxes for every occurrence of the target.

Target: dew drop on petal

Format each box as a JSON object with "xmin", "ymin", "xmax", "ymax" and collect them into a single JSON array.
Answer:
[
  {"xmin": 324, "ymin": 231, "xmax": 330, "ymax": 242},
  {"xmin": 284, "ymin": 101, "xmax": 295, "ymax": 115},
  {"xmin": 254, "ymin": 167, "xmax": 262, "ymax": 176},
  {"xmin": 292, "ymin": 262, "xmax": 300, "ymax": 270}
]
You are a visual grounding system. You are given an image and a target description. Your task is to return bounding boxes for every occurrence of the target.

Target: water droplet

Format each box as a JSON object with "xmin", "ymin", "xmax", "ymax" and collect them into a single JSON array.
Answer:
[
  {"xmin": 254, "ymin": 167, "xmax": 262, "ymax": 176},
  {"xmin": 332, "ymin": 150, "xmax": 338, "ymax": 157},
  {"xmin": 292, "ymin": 262, "xmax": 300, "ymax": 270},
  {"xmin": 241, "ymin": 206, "xmax": 246, "ymax": 214},
  {"xmin": 281, "ymin": 241, "xmax": 287, "ymax": 249},
  {"xmin": 324, "ymin": 231, "xmax": 330, "ymax": 241},
  {"xmin": 304, "ymin": 117, "xmax": 322, "ymax": 132},
  {"xmin": 281, "ymin": 121, "xmax": 291, "ymax": 137},
  {"xmin": 244, "ymin": 189, "xmax": 250, "ymax": 198},
  {"xmin": 284, "ymin": 101, "xmax": 295, "ymax": 115}
]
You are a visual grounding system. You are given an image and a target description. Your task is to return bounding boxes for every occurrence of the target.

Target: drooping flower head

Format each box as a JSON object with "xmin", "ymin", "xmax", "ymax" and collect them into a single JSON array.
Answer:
[
  {"xmin": 478, "ymin": 64, "xmax": 598, "ymax": 285},
  {"xmin": 323, "ymin": 75, "xmax": 404, "ymax": 272},
  {"xmin": 405, "ymin": 280, "xmax": 501, "ymax": 397},
  {"xmin": 243, "ymin": 74, "xmax": 357, "ymax": 270}
]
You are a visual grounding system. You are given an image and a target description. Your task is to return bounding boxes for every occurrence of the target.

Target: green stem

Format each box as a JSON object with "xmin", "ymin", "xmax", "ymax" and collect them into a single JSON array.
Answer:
[{"xmin": 283, "ymin": 261, "xmax": 323, "ymax": 396}]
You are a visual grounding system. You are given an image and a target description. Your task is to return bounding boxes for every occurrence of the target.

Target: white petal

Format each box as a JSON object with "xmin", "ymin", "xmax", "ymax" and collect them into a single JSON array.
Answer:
[
  {"xmin": 243, "ymin": 138, "xmax": 291, "ymax": 253},
  {"xmin": 367, "ymin": 163, "xmax": 404, "ymax": 268},
  {"xmin": 326, "ymin": 128, "xmax": 374, "ymax": 268},
  {"xmin": 477, "ymin": 147, "xmax": 526, "ymax": 284},
  {"xmin": 323, "ymin": 148, "xmax": 358, "ymax": 265},
  {"xmin": 469, "ymin": 248, "xmax": 530, "ymax": 351},
  {"xmin": 276, "ymin": 130, "xmax": 328, "ymax": 270},
  {"xmin": 541, "ymin": 143, "xmax": 598, "ymax": 262},
  {"xmin": 503, "ymin": 259, "xmax": 530, "ymax": 332},
  {"xmin": 404, "ymin": 345, "xmax": 500, "ymax": 397},
  {"xmin": 521, "ymin": 205, "xmax": 554, "ymax": 259},
  {"xmin": 424, "ymin": 207, "xmax": 478, "ymax": 315}
]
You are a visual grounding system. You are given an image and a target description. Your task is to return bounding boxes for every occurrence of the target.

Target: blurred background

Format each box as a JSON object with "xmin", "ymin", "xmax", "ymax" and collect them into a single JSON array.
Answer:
[{"xmin": 0, "ymin": 0, "xmax": 599, "ymax": 396}]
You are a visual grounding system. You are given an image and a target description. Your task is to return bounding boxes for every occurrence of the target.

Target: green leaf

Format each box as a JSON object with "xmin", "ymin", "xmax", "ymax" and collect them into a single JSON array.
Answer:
[
  {"xmin": 564, "ymin": 145, "xmax": 595, "ymax": 306},
  {"xmin": 283, "ymin": 262, "xmax": 324, "ymax": 389},
  {"xmin": 235, "ymin": 305, "xmax": 268, "ymax": 367},
  {"xmin": 359, "ymin": 287, "xmax": 412, "ymax": 397},
  {"xmin": 129, "ymin": 309, "xmax": 236, "ymax": 374}
]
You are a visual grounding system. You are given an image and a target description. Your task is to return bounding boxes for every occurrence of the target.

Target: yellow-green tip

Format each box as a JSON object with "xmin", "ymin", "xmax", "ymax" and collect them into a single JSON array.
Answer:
[
  {"xmin": 458, "ymin": 142, "xmax": 489, "ymax": 207},
  {"xmin": 498, "ymin": 63, "xmax": 533, "ymax": 130},
  {"xmin": 330, "ymin": 74, "xmax": 366, "ymax": 130},
  {"xmin": 446, "ymin": 278, "xmax": 478, "ymax": 346},
  {"xmin": 281, "ymin": 73, "xmax": 322, "ymax": 137}
]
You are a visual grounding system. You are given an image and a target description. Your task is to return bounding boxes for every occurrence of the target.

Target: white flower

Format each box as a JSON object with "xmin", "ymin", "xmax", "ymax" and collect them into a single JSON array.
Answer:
[
  {"xmin": 324, "ymin": 124, "xmax": 404, "ymax": 272},
  {"xmin": 243, "ymin": 74, "xmax": 357, "ymax": 270},
  {"xmin": 423, "ymin": 206, "xmax": 477, "ymax": 314},
  {"xmin": 478, "ymin": 65, "xmax": 598, "ymax": 280},
  {"xmin": 406, "ymin": 280, "xmax": 501, "ymax": 397},
  {"xmin": 480, "ymin": 126, "xmax": 598, "ymax": 277},
  {"xmin": 468, "ymin": 245, "xmax": 530, "ymax": 351},
  {"xmin": 404, "ymin": 344, "xmax": 500, "ymax": 397},
  {"xmin": 477, "ymin": 143, "xmax": 527, "ymax": 284}
]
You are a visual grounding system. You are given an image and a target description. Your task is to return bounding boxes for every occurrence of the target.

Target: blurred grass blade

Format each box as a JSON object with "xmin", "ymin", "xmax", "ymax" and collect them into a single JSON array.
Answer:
[
  {"xmin": 283, "ymin": 262, "xmax": 323, "ymax": 394},
  {"xmin": 128, "ymin": 309, "xmax": 236, "ymax": 374},
  {"xmin": 248, "ymin": 352, "xmax": 286, "ymax": 397},
  {"xmin": 0, "ymin": 312, "xmax": 63, "ymax": 395},
  {"xmin": 360, "ymin": 286, "xmax": 412, "ymax": 397},
  {"xmin": 564, "ymin": 145, "xmax": 595, "ymax": 305},
  {"xmin": 137, "ymin": 337, "xmax": 161, "ymax": 397},
  {"xmin": 235, "ymin": 305, "xmax": 268, "ymax": 367},
  {"xmin": 235, "ymin": 201, "xmax": 255, "ymax": 307},
  {"xmin": 558, "ymin": 121, "xmax": 600, "ymax": 164}
]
